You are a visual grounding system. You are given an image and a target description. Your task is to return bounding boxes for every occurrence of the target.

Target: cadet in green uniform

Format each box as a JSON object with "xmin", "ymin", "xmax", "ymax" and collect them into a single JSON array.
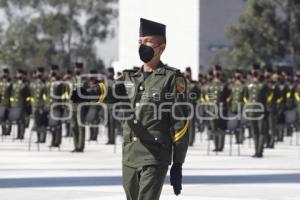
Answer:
[
  {"xmin": 195, "ymin": 73, "xmax": 205, "ymax": 134},
  {"xmin": 201, "ymin": 71, "xmax": 214, "ymax": 140},
  {"xmin": 228, "ymin": 70, "xmax": 245, "ymax": 144},
  {"xmin": 205, "ymin": 65, "xmax": 229, "ymax": 152},
  {"xmin": 23, "ymin": 71, "xmax": 31, "ymax": 129},
  {"xmin": 265, "ymin": 72, "xmax": 279, "ymax": 148},
  {"xmin": 87, "ymin": 69, "xmax": 101, "ymax": 141},
  {"xmin": 244, "ymin": 64, "xmax": 268, "ymax": 158},
  {"xmin": 276, "ymin": 72, "xmax": 287, "ymax": 142},
  {"xmin": 29, "ymin": 67, "xmax": 47, "ymax": 143},
  {"xmin": 184, "ymin": 67, "xmax": 199, "ymax": 146},
  {"xmin": 62, "ymin": 70, "xmax": 74, "ymax": 137},
  {"xmin": 0, "ymin": 68, "xmax": 12, "ymax": 136},
  {"xmin": 10, "ymin": 69, "xmax": 31, "ymax": 140},
  {"xmin": 106, "ymin": 67, "xmax": 117, "ymax": 145},
  {"xmin": 71, "ymin": 63, "xmax": 88, "ymax": 152},
  {"xmin": 284, "ymin": 71, "xmax": 297, "ymax": 137},
  {"xmin": 72, "ymin": 18, "xmax": 189, "ymax": 199},
  {"xmin": 46, "ymin": 65, "xmax": 64, "ymax": 147}
]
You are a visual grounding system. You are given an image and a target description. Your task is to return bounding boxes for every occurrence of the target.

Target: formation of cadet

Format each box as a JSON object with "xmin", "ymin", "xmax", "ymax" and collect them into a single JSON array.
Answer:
[
  {"xmin": 0, "ymin": 63, "xmax": 113, "ymax": 152},
  {"xmin": 2, "ymin": 17, "xmax": 300, "ymax": 200},
  {"xmin": 196, "ymin": 63, "xmax": 300, "ymax": 158}
]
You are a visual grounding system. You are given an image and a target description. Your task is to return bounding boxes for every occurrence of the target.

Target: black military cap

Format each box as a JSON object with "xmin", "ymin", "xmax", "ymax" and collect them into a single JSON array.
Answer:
[
  {"xmin": 90, "ymin": 69, "xmax": 98, "ymax": 74},
  {"xmin": 139, "ymin": 18, "xmax": 166, "ymax": 42},
  {"xmin": 214, "ymin": 65, "xmax": 222, "ymax": 71},
  {"xmin": 66, "ymin": 69, "xmax": 73, "ymax": 75},
  {"xmin": 235, "ymin": 69, "xmax": 242, "ymax": 74},
  {"xmin": 252, "ymin": 63, "xmax": 260, "ymax": 70},
  {"xmin": 51, "ymin": 64, "xmax": 59, "ymax": 70},
  {"xmin": 107, "ymin": 67, "xmax": 114, "ymax": 74},
  {"xmin": 17, "ymin": 68, "xmax": 24, "ymax": 74},
  {"xmin": 37, "ymin": 67, "xmax": 44, "ymax": 73},
  {"xmin": 3, "ymin": 68, "xmax": 9, "ymax": 73},
  {"xmin": 75, "ymin": 62, "xmax": 84, "ymax": 69}
]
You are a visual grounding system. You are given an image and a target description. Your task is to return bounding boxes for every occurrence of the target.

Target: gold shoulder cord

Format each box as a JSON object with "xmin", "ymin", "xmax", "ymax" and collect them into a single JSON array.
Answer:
[
  {"xmin": 173, "ymin": 120, "xmax": 189, "ymax": 143},
  {"xmin": 97, "ymin": 83, "xmax": 106, "ymax": 103}
]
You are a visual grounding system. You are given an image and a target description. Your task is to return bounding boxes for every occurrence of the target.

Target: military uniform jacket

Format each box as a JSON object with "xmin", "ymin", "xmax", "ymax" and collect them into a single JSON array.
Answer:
[
  {"xmin": 228, "ymin": 81, "xmax": 245, "ymax": 113},
  {"xmin": 285, "ymin": 82, "xmax": 297, "ymax": 110},
  {"xmin": 244, "ymin": 80, "xmax": 268, "ymax": 118},
  {"xmin": 203, "ymin": 79, "xmax": 229, "ymax": 130},
  {"xmin": 29, "ymin": 80, "xmax": 47, "ymax": 112},
  {"xmin": 0, "ymin": 79, "xmax": 12, "ymax": 107},
  {"xmin": 10, "ymin": 80, "xmax": 30, "ymax": 108},
  {"xmin": 96, "ymin": 62, "xmax": 189, "ymax": 168}
]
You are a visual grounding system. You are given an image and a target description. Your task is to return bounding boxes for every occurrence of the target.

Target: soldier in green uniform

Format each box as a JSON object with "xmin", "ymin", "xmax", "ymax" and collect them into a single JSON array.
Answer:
[
  {"xmin": 244, "ymin": 64, "xmax": 268, "ymax": 158},
  {"xmin": 71, "ymin": 63, "xmax": 88, "ymax": 152},
  {"xmin": 204, "ymin": 65, "xmax": 229, "ymax": 152},
  {"xmin": 72, "ymin": 18, "xmax": 189, "ymax": 199},
  {"xmin": 10, "ymin": 69, "xmax": 31, "ymax": 140},
  {"xmin": 284, "ymin": 70, "xmax": 297, "ymax": 137},
  {"xmin": 184, "ymin": 67, "xmax": 199, "ymax": 146},
  {"xmin": 46, "ymin": 65, "xmax": 64, "ymax": 147},
  {"xmin": 276, "ymin": 72, "xmax": 287, "ymax": 142},
  {"xmin": 23, "ymin": 71, "xmax": 32, "ymax": 130},
  {"xmin": 0, "ymin": 68, "xmax": 12, "ymax": 136},
  {"xmin": 106, "ymin": 67, "xmax": 117, "ymax": 145},
  {"xmin": 62, "ymin": 70, "xmax": 74, "ymax": 137},
  {"xmin": 86, "ymin": 69, "xmax": 101, "ymax": 141},
  {"xmin": 195, "ymin": 73, "xmax": 205, "ymax": 135},
  {"xmin": 201, "ymin": 71, "xmax": 214, "ymax": 141},
  {"xmin": 29, "ymin": 67, "xmax": 47, "ymax": 143},
  {"xmin": 227, "ymin": 69, "xmax": 245, "ymax": 144},
  {"xmin": 265, "ymin": 72, "xmax": 279, "ymax": 148}
]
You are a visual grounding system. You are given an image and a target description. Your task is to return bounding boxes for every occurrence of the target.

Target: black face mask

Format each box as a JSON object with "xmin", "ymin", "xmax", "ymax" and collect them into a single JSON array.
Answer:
[
  {"xmin": 75, "ymin": 71, "xmax": 81, "ymax": 76},
  {"xmin": 215, "ymin": 72, "xmax": 221, "ymax": 79},
  {"xmin": 235, "ymin": 75, "xmax": 241, "ymax": 81},
  {"xmin": 51, "ymin": 72, "xmax": 57, "ymax": 77},
  {"xmin": 37, "ymin": 74, "xmax": 43, "ymax": 79},
  {"xmin": 253, "ymin": 71, "xmax": 259, "ymax": 78},
  {"xmin": 139, "ymin": 44, "xmax": 155, "ymax": 63}
]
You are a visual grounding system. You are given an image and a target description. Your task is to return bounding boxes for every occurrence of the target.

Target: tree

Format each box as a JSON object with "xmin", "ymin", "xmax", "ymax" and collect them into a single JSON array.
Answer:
[
  {"xmin": 226, "ymin": 0, "xmax": 285, "ymax": 69},
  {"xmin": 0, "ymin": 0, "xmax": 117, "ymax": 71}
]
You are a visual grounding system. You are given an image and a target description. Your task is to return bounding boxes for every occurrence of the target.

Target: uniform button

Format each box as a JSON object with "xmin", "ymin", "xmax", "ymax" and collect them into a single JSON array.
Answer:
[
  {"xmin": 133, "ymin": 137, "xmax": 137, "ymax": 141},
  {"xmin": 154, "ymin": 137, "xmax": 158, "ymax": 141},
  {"xmin": 133, "ymin": 120, "xmax": 138, "ymax": 124},
  {"xmin": 136, "ymin": 103, "xmax": 140, "ymax": 107},
  {"xmin": 139, "ymin": 86, "xmax": 144, "ymax": 91}
]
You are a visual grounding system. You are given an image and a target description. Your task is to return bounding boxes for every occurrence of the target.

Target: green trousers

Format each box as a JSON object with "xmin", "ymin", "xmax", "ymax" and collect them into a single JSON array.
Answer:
[
  {"xmin": 123, "ymin": 164, "xmax": 168, "ymax": 200},
  {"xmin": 71, "ymin": 111, "xmax": 85, "ymax": 151},
  {"xmin": 34, "ymin": 109, "xmax": 47, "ymax": 142},
  {"xmin": 251, "ymin": 118, "xmax": 267, "ymax": 155}
]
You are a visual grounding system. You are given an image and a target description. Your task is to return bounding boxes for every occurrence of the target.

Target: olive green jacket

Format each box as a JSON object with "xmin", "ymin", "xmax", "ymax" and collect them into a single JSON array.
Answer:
[{"xmin": 96, "ymin": 62, "xmax": 189, "ymax": 168}]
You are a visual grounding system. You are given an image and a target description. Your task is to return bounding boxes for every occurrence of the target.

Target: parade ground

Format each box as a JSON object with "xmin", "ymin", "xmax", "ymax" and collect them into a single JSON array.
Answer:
[{"xmin": 1, "ymin": 126, "xmax": 300, "ymax": 200}]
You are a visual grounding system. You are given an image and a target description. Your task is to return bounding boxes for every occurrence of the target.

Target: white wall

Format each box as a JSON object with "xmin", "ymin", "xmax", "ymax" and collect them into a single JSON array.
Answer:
[{"xmin": 119, "ymin": 0, "xmax": 200, "ymax": 79}]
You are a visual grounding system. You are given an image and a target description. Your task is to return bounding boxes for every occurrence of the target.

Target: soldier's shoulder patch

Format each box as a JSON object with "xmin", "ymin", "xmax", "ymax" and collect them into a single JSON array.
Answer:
[{"xmin": 176, "ymin": 76, "xmax": 186, "ymax": 93}]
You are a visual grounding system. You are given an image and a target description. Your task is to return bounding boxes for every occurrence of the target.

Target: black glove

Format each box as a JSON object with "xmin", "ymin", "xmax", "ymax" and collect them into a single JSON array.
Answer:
[
  {"xmin": 170, "ymin": 163, "xmax": 182, "ymax": 196},
  {"xmin": 70, "ymin": 88, "xmax": 91, "ymax": 103}
]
